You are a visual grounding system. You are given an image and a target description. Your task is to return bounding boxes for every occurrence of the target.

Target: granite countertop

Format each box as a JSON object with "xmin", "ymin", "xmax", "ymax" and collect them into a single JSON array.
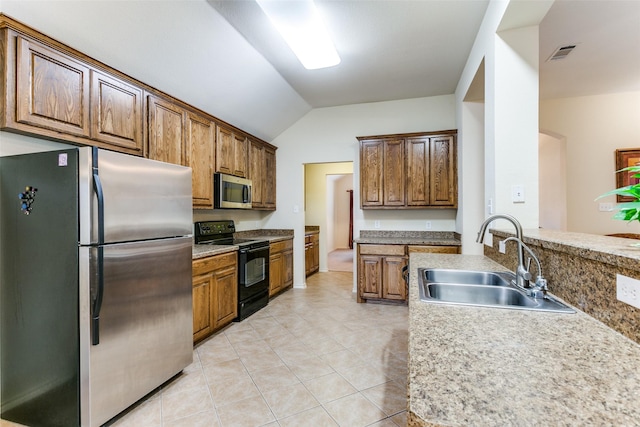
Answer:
[
  {"xmin": 192, "ymin": 230, "xmax": 294, "ymax": 260},
  {"xmin": 354, "ymin": 230, "xmax": 461, "ymax": 246},
  {"xmin": 491, "ymin": 228, "xmax": 640, "ymax": 267},
  {"xmin": 408, "ymin": 253, "xmax": 640, "ymax": 426}
]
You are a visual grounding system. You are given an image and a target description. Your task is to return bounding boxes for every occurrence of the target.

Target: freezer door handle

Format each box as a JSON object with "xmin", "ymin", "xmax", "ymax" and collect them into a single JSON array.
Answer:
[
  {"xmin": 91, "ymin": 148, "xmax": 105, "ymax": 345},
  {"xmin": 92, "ymin": 147, "xmax": 105, "ymax": 245}
]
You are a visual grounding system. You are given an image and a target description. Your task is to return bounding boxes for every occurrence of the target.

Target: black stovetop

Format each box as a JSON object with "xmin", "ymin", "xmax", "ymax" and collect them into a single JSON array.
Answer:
[{"xmin": 194, "ymin": 220, "xmax": 268, "ymax": 248}]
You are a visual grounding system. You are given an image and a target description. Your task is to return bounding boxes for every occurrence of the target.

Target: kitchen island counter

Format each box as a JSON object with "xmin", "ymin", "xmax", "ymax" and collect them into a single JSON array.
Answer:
[{"xmin": 408, "ymin": 253, "xmax": 640, "ymax": 426}]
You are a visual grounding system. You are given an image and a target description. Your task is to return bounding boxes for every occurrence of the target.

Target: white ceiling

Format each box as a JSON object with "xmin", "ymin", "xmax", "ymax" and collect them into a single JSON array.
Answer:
[
  {"xmin": 539, "ymin": 0, "xmax": 640, "ymax": 99},
  {"xmin": 209, "ymin": 0, "xmax": 491, "ymax": 108},
  {"xmin": 211, "ymin": 0, "xmax": 640, "ymax": 106},
  {"xmin": 1, "ymin": 1, "xmax": 638, "ymax": 142}
]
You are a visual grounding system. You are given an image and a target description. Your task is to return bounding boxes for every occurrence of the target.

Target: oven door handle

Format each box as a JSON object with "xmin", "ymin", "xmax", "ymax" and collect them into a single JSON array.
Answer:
[{"xmin": 240, "ymin": 246, "xmax": 269, "ymax": 255}]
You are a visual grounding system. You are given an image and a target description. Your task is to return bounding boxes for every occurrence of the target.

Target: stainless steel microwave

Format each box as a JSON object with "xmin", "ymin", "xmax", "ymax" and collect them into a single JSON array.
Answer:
[{"xmin": 214, "ymin": 173, "xmax": 252, "ymax": 209}]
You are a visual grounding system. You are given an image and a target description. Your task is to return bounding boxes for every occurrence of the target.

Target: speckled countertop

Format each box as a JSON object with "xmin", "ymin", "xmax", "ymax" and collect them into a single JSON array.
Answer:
[
  {"xmin": 408, "ymin": 253, "xmax": 640, "ymax": 427},
  {"xmin": 192, "ymin": 230, "xmax": 294, "ymax": 260},
  {"xmin": 354, "ymin": 230, "xmax": 461, "ymax": 246},
  {"xmin": 491, "ymin": 228, "xmax": 640, "ymax": 268}
]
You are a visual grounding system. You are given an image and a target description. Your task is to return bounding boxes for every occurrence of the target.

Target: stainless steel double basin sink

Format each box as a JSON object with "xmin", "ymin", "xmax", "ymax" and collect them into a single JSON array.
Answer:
[{"xmin": 418, "ymin": 268, "xmax": 574, "ymax": 313}]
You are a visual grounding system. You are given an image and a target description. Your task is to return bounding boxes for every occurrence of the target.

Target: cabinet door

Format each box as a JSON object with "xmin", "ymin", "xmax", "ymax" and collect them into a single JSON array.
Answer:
[
  {"xmin": 215, "ymin": 125, "xmax": 234, "ymax": 175},
  {"xmin": 312, "ymin": 234, "xmax": 320, "ymax": 272},
  {"xmin": 382, "ymin": 256, "xmax": 408, "ymax": 300},
  {"xmin": 383, "ymin": 138, "xmax": 405, "ymax": 206},
  {"xmin": 269, "ymin": 252, "xmax": 283, "ymax": 296},
  {"xmin": 233, "ymin": 133, "xmax": 248, "ymax": 178},
  {"xmin": 358, "ymin": 255, "xmax": 383, "ymax": 300},
  {"xmin": 430, "ymin": 135, "xmax": 457, "ymax": 206},
  {"xmin": 249, "ymin": 140, "xmax": 265, "ymax": 208},
  {"xmin": 283, "ymin": 248, "xmax": 293, "ymax": 287},
  {"xmin": 360, "ymin": 140, "xmax": 384, "ymax": 207},
  {"xmin": 406, "ymin": 137, "xmax": 429, "ymax": 206},
  {"xmin": 213, "ymin": 264, "xmax": 238, "ymax": 327},
  {"xmin": 264, "ymin": 146, "xmax": 276, "ymax": 209},
  {"xmin": 16, "ymin": 36, "xmax": 90, "ymax": 137},
  {"xmin": 91, "ymin": 70, "xmax": 143, "ymax": 154},
  {"xmin": 305, "ymin": 241, "xmax": 312, "ymax": 276},
  {"xmin": 186, "ymin": 111, "xmax": 215, "ymax": 208},
  {"xmin": 147, "ymin": 95, "xmax": 184, "ymax": 165},
  {"xmin": 192, "ymin": 272, "xmax": 215, "ymax": 343}
]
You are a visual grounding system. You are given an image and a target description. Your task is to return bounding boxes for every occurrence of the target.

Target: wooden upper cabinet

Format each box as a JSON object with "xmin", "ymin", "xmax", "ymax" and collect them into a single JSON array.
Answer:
[
  {"xmin": 233, "ymin": 133, "xmax": 248, "ymax": 178},
  {"xmin": 248, "ymin": 140, "xmax": 276, "ymax": 210},
  {"xmin": 360, "ymin": 140, "xmax": 384, "ymax": 207},
  {"xmin": 249, "ymin": 140, "xmax": 265, "ymax": 208},
  {"xmin": 263, "ymin": 146, "xmax": 276, "ymax": 209},
  {"xmin": 215, "ymin": 125, "xmax": 234, "ymax": 175},
  {"xmin": 359, "ymin": 131, "xmax": 457, "ymax": 209},
  {"xmin": 15, "ymin": 35, "xmax": 91, "ymax": 137},
  {"xmin": 91, "ymin": 70, "xmax": 143, "ymax": 153},
  {"xmin": 147, "ymin": 94, "xmax": 185, "ymax": 165},
  {"xmin": 382, "ymin": 138, "xmax": 405, "ymax": 206},
  {"xmin": 185, "ymin": 111, "xmax": 215, "ymax": 209},
  {"xmin": 429, "ymin": 135, "xmax": 457, "ymax": 206},
  {"xmin": 215, "ymin": 124, "xmax": 247, "ymax": 178},
  {"xmin": 406, "ymin": 137, "xmax": 429, "ymax": 206}
]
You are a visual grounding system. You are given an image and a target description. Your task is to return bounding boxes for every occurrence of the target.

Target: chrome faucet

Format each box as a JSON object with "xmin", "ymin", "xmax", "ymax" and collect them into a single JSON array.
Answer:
[
  {"xmin": 476, "ymin": 214, "xmax": 529, "ymax": 289},
  {"xmin": 503, "ymin": 236, "xmax": 548, "ymax": 298}
]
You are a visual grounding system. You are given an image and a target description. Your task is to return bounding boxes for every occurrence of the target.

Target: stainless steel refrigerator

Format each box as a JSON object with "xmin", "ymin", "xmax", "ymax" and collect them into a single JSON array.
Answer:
[{"xmin": 1, "ymin": 147, "xmax": 194, "ymax": 427}]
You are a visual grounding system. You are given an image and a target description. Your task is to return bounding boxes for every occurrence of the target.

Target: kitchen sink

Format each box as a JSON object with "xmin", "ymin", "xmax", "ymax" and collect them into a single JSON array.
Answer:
[{"xmin": 418, "ymin": 268, "xmax": 574, "ymax": 313}]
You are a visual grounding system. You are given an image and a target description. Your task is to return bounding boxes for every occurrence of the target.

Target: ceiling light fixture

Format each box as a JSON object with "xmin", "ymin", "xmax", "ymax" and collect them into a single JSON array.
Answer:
[{"xmin": 256, "ymin": 0, "xmax": 341, "ymax": 70}]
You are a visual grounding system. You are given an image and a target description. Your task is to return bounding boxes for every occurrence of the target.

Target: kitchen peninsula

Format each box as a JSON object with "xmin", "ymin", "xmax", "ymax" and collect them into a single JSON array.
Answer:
[{"xmin": 407, "ymin": 233, "xmax": 640, "ymax": 426}]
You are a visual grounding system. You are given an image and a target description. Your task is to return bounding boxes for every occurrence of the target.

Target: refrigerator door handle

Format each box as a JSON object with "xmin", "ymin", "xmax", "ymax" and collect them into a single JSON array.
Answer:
[
  {"xmin": 91, "ymin": 147, "xmax": 105, "ymax": 345},
  {"xmin": 92, "ymin": 147, "xmax": 105, "ymax": 245},
  {"xmin": 91, "ymin": 247, "xmax": 104, "ymax": 346}
]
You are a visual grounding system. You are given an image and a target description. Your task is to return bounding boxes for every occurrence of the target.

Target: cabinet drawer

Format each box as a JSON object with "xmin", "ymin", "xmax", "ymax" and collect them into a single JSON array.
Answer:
[
  {"xmin": 271, "ymin": 239, "xmax": 293, "ymax": 253},
  {"xmin": 358, "ymin": 244, "xmax": 406, "ymax": 256},
  {"xmin": 408, "ymin": 245, "xmax": 460, "ymax": 254},
  {"xmin": 193, "ymin": 251, "xmax": 237, "ymax": 276}
]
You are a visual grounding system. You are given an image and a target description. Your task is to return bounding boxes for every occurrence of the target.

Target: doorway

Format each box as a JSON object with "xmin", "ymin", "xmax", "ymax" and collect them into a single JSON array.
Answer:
[{"xmin": 304, "ymin": 162, "xmax": 354, "ymax": 273}]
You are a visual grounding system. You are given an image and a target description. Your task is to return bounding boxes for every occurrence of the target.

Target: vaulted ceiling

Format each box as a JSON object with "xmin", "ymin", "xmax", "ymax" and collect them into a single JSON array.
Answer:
[{"xmin": 1, "ymin": 1, "xmax": 638, "ymax": 142}]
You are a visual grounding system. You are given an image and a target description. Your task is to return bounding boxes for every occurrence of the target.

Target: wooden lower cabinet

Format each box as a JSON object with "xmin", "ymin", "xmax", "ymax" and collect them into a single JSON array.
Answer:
[
  {"xmin": 356, "ymin": 243, "xmax": 460, "ymax": 303},
  {"xmin": 192, "ymin": 251, "xmax": 238, "ymax": 343},
  {"xmin": 269, "ymin": 238, "xmax": 293, "ymax": 297},
  {"xmin": 357, "ymin": 244, "xmax": 408, "ymax": 303},
  {"xmin": 305, "ymin": 232, "xmax": 320, "ymax": 277}
]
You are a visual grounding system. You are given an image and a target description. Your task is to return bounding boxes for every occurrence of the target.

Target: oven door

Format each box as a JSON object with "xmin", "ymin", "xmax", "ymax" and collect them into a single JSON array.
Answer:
[{"xmin": 238, "ymin": 245, "xmax": 269, "ymax": 302}]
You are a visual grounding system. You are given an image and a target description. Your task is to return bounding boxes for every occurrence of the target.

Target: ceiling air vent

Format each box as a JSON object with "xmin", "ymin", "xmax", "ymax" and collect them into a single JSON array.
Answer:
[{"xmin": 547, "ymin": 44, "xmax": 577, "ymax": 62}]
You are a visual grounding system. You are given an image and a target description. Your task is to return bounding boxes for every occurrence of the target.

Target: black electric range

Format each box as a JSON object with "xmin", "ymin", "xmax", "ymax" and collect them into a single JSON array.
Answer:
[{"xmin": 194, "ymin": 220, "xmax": 270, "ymax": 320}]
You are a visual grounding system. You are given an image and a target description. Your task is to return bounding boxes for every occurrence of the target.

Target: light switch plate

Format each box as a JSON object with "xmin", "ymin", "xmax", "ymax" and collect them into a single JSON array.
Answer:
[
  {"xmin": 617, "ymin": 274, "xmax": 640, "ymax": 309},
  {"xmin": 499, "ymin": 240, "xmax": 506, "ymax": 254}
]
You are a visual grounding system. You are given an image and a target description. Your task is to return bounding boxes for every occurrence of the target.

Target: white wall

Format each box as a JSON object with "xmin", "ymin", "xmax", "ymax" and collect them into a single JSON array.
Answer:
[
  {"xmin": 539, "ymin": 132, "xmax": 567, "ymax": 230},
  {"xmin": 540, "ymin": 91, "xmax": 640, "ymax": 235},
  {"xmin": 267, "ymin": 96, "xmax": 457, "ymax": 288},
  {"xmin": 456, "ymin": 0, "xmax": 552, "ymax": 254}
]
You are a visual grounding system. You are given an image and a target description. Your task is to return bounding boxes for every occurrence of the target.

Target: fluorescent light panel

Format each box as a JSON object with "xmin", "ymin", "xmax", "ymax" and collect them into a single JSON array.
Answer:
[{"xmin": 256, "ymin": 0, "xmax": 340, "ymax": 70}]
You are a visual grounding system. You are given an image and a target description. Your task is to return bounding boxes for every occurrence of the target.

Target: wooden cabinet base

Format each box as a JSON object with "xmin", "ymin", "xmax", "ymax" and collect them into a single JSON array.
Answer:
[{"xmin": 192, "ymin": 252, "xmax": 238, "ymax": 344}]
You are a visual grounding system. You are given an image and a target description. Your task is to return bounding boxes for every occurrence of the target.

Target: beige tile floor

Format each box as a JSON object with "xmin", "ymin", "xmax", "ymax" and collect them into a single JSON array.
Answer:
[
  {"xmin": 1, "ymin": 271, "xmax": 409, "ymax": 427},
  {"xmin": 115, "ymin": 271, "xmax": 408, "ymax": 427}
]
